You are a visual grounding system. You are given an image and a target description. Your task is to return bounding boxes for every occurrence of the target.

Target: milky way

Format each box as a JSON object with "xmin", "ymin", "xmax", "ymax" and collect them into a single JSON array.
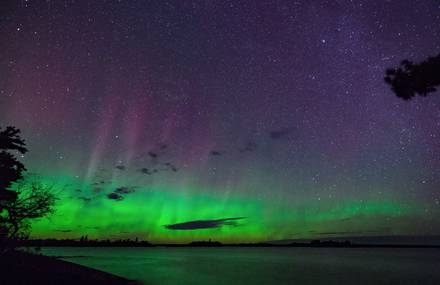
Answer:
[{"xmin": 1, "ymin": 1, "xmax": 440, "ymax": 242}]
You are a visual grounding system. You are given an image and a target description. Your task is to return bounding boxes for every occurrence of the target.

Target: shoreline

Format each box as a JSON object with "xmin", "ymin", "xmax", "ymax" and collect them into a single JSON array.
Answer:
[
  {"xmin": 16, "ymin": 240, "xmax": 440, "ymax": 249},
  {"xmin": 0, "ymin": 250, "xmax": 139, "ymax": 285}
]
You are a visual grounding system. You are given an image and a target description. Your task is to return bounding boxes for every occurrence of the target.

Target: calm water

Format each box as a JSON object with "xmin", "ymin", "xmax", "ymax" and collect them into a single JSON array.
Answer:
[{"xmin": 40, "ymin": 247, "xmax": 440, "ymax": 285}]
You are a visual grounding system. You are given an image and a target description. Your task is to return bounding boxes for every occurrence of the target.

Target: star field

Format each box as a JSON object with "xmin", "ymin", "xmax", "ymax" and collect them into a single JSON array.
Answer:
[{"xmin": 1, "ymin": 0, "xmax": 440, "ymax": 242}]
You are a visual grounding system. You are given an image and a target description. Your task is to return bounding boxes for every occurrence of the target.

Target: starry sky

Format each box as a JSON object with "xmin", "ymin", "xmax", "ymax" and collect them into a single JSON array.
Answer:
[{"xmin": 1, "ymin": 0, "xmax": 440, "ymax": 243}]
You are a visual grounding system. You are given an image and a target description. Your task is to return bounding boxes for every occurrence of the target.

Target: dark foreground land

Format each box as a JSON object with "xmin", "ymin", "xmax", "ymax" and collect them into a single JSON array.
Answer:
[{"xmin": 0, "ymin": 250, "xmax": 138, "ymax": 285}]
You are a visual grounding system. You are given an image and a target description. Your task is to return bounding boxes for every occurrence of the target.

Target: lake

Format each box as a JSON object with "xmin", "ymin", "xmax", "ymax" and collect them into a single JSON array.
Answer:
[{"xmin": 41, "ymin": 247, "xmax": 440, "ymax": 285}]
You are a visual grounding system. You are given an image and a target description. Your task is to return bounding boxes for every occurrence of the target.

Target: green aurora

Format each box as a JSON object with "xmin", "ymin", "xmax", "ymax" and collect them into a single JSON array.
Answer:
[
  {"xmin": 13, "ymin": 174, "xmax": 433, "ymax": 243},
  {"xmin": 2, "ymin": 0, "xmax": 440, "ymax": 243}
]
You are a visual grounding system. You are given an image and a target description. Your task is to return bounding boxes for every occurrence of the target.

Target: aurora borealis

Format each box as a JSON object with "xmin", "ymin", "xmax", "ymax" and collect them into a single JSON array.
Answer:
[{"xmin": 1, "ymin": 0, "xmax": 440, "ymax": 243}]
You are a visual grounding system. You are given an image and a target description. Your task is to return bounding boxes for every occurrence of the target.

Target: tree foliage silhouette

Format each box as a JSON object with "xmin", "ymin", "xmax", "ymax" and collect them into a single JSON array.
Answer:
[
  {"xmin": 0, "ymin": 126, "xmax": 27, "ymax": 198},
  {"xmin": 0, "ymin": 126, "xmax": 56, "ymax": 246},
  {"xmin": 385, "ymin": 53, "xmax": 440, "ymax": 100},
  {"xmin": 2, "ymin": 182, "xmax": 57, "ymax": 240}
]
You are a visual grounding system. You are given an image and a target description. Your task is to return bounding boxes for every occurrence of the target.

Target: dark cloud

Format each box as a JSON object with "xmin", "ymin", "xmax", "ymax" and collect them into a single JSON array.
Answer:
[
  {"xmin": 79, "ymin": 197, "xmax": 92, "ymax": 202},
  {"xmin": 56, "ymin": 229, "xmax": 72, "ymax": 233},
  {"xmin": 139, "ymin": 167, "xmax": 153, "ymax": 175},
  {"xmin": 115, "ymin": 165, "xmax": 126, "ymax": 170},
  {"xmin": 148, "ymin": 151, "xmax": 158, "ymax": 159},
  {"xmin": 114, "ymin": 186, "xmax": 136, "ymax": 194},
  {"xmin": 107, "ymin": 192, "xmax": 124, "ymax": 201},
  {"xmin": 107, "ymin": 186, "xmax": 136, "ymax": 201},
  {"xmin": 164, "ymin": 217, "xmax": 246, "ymax": 230},
  {"xmin": 269, "ymin": 129, "xmax": 289, "ymax": 139},
  {"xmin": 140, "ymin": 163, "xmax": 178, "ymax": 175},
  {"xmin": 239, "ymin": 141, "xmax": 257, "ymax": 153},
  {"xmin": 163, "ymin": 162, "xmax": 178, "ymax": 172},
  {"xmin": 210, "ymin": 150, "xmax": 222, "ymax": 156},
  {"xmin": 159, "ymin": 144, "xmax": 167, "ymax": 150},
  {"xmin": 92, "ymin": 180, "xmax": 107, "ymax": 186}
]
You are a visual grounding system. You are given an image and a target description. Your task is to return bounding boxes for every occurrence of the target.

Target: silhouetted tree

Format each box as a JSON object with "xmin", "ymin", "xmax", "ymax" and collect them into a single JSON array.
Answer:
[
  {"xmin": 1, "ymin": 182, "xmax": 57, "ymax": 240},
  {"xmin": 0, "ymin": 126, "xmax": 56, "ymax": 248},
  {"xmin": 0, "ymin": 126, "xmax": 27, "ymax": 202},
  {"xmin": 385, "ymin": 53, "xmax": 440, "ymax": 100},
  {"xmin": 0, "ymin": 126, "xmax": 27, "ymax": 241}
]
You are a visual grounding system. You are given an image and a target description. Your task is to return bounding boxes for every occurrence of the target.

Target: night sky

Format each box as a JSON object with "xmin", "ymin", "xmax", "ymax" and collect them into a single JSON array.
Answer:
[{"xmin": 1, "ymin": 0, "xmax": 440, "ymax": 243}]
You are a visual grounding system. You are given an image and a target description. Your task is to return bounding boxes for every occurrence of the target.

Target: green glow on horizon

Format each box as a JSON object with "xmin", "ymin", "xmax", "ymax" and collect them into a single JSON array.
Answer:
[
  {"xmin": 2, "ymin": 0, "xmax": 440, "ymax": 246},
  {"xmin": 12, "ymin": 174, "xmax": 430, "ymax": 243}
]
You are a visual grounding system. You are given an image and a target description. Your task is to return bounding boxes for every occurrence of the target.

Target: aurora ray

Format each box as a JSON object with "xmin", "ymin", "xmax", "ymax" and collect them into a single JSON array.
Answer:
[{"xmin": 1, "ymin": 0, "xmax": 439, "ymax": 243}]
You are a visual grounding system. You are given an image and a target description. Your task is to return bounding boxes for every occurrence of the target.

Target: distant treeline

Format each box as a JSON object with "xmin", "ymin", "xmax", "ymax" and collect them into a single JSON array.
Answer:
[
  {"xmin": 14, "ymin": 238, "xmax": 440, "ymax": 248},
  {"xmin": 15, "ymin": 236, "xmax": 152, "ymax": 247}
]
